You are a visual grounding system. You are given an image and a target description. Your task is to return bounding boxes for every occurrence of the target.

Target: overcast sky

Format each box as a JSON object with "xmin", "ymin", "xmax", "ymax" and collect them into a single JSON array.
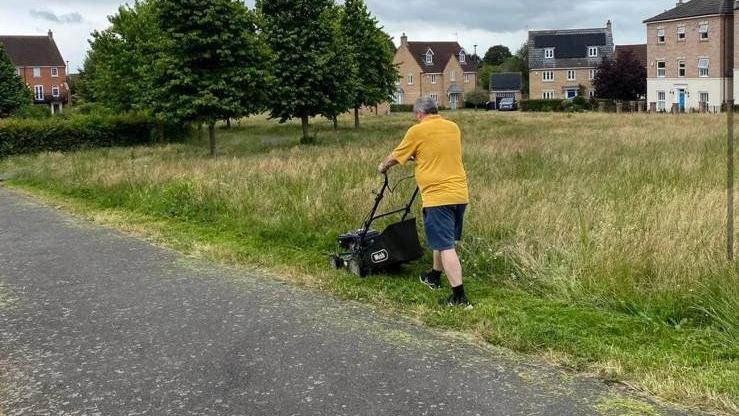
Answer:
[{"xmin": 0, "ymin": 0, "xmax": 680, "ymax": 72}]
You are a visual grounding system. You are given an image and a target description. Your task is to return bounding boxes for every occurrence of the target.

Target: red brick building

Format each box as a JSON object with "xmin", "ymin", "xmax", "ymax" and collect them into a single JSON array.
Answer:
[{"xmin": 0, "ymin": 31, "xmax": 69, "ymax": 114}]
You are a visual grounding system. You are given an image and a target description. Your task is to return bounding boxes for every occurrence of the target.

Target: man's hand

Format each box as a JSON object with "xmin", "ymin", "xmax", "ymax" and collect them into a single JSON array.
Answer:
[{"xmin": 378, "ymin": 155, "xmax": 399, "ymax": 174}]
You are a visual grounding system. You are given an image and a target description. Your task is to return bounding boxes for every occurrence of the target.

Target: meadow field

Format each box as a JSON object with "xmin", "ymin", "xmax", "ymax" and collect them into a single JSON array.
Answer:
[{"xmin": 1, "ymin": 111, "xmax": 737, "ymax": 413}]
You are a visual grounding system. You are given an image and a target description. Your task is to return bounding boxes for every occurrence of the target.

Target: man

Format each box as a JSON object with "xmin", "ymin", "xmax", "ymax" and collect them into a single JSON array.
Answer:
[{"xmin": 378, "ymin": 97, "xmax": 471, "ymax": 308}]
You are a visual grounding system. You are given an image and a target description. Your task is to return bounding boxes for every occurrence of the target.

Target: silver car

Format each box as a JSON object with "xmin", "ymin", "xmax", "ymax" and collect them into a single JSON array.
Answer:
[{"xmin": 498, "ymin": 98, "xmax": 517, "ymax": 111}]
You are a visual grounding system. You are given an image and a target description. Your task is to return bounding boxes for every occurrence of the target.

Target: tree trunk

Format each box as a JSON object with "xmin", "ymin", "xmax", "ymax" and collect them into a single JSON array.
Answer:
[
  {"xmin": 226, "ymin": 118, "xmax": 231, "ymax": 129},
  {"xmin": 300, "ymin": 116, "xmax": 311, "ymax": 144},
  {"xmin": 198, "ymin": 123, "xmax": 203, "ymax": 141},
  {"xmin": 333, "ymin": 116, "xmax": 338, "ymax": 130},
  {"xmin": 208, "ymin": 122, "xmax": 216, "ymax": 156},
  {"xmin": 354, "ymin": 106, "xmax": 360, "ymax": 129},
  {"xmin": 157, "ymin": 122, "xmax": 165, "ymax": 143}
]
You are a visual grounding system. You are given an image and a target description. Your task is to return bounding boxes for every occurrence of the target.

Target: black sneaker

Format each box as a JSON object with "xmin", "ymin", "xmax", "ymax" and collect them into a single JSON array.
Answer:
[
  {"xmin": 442, "ymin": 294, "xmax": 473, "ymax": 309},
  {"xmin": 419, "ymin": 270, "xmax": 442, "ymax": 290}
]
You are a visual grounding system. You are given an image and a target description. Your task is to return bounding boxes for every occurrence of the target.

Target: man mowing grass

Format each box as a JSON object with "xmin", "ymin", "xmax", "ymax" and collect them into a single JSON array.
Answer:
[{"xmin": 378, "ymin": 96, "xmax": 471, "ymax": 308}]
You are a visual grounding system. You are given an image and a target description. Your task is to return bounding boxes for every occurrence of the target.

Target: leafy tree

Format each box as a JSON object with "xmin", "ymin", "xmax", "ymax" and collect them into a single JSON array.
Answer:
[
  {"xmin": 593, "ymin": 51, "xmax": 646, "ymax": 101},
  {"xmin": 341, "ymin": 0, "xmax": 397, "ymax": 129},
  {"xmin": 483, "ymin": 45, "xmax": 512, "ymax": 66},
  {"xmin": 83, "ymin": 1, "xmax": 162, "ymax": 113},
  {"xmin": 154, "ymin": 0, "xmax": 266, "ymax": 155},
  {"xmin": 258, "ymin": 0, "xmax": 351, "ymax": 143},
  {"xmin": 0, "ymin": 45, "xmax": 31, "ymax": 117},
  {"xmin": 319, "ymin": 4, "xmax": 355, "ymax": 129},
  {"xmin": 465, "ymin": 88, "xmax": 488, "ymax": 110}
]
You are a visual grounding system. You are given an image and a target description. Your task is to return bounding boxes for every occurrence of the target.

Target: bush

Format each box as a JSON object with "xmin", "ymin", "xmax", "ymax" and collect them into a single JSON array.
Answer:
[
  {"xmin": 520, "ymin": 99, "xmax": 566, "ymax": 112},
  {"xmin": 0, "ymin": 113, "xmax": 170, "ymax": 157},
  {"xmin": 390, "ymin": 104, "xmax": 413, "ymax": 113},
  {"xmin": 10, "ymin": 104, "xmax": 53, "ymax": 119}
]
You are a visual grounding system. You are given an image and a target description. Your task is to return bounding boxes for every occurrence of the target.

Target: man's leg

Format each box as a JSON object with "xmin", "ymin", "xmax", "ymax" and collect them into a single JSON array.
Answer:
[
  {"xmin": 433, "ymin": 250, "xmax": 443, "ymax": 272},
  {"xmin": 440, "ymin": 248, "xmax": 462, "ymax": 288}
]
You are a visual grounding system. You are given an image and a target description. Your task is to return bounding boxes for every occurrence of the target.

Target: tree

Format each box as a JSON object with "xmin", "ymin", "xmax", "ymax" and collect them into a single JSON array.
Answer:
[
  {"xmin": 340, "ymin": 0, "xmax": 398, "ymax": 129},
  {"xmin": 319, "ymin": 4, "xmax": 355, "ymax": 129},
  {"xmin": 483, "ymin": 45, "xmax": 512, "ymax": 66},
  {"xmin": 466, "ymin": 88, "xmax": 488, "ymax": 110},
  {"xmin": 154, "ymin": 0, "xmax": 266, "ymax": 155},
  {"xmin": 0, "ymin": 45, "xmax": 31, "ymax": 117},
  {"xmin": 258, "ymin": 0, "xmax": 351, "ymax": 143},
  {"xmin": 593, "ymin": 51, "xmax": 647, "ymax": 101}
]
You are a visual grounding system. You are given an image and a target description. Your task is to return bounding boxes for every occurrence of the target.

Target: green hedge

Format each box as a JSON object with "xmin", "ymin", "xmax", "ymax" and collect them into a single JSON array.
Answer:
[
  {"xmin": 520, "ymin": 98, "xmax": 593, "ymax": 112},
  {"xmin": 390, "ymin": 104, "xmax": 414, "ymax": 113},
  {"xmin": 0, "ymin": 114, "xmax": 160, "ymax": 157}
]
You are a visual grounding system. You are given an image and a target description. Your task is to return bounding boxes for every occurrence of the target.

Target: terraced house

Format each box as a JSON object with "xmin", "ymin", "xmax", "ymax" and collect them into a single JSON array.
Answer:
[
  {"xmin": 644, "ymin": 0, "xmax": 734, "ymax": 112},
  {"xmin": 528, "ymin": 21, "xmax": 615, "ymax": 100},
  {"xmin": 0, "ymin": 31, "xmax": 68, "ymax": 114},
  {"xmin": 393, "ymin": 34, "xmax": 477, "ymax": 109}
]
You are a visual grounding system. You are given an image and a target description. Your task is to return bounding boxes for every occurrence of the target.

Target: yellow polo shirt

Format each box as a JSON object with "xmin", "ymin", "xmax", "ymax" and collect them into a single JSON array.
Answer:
[{"xmin": 392, "ymin": 115, "xmax": 469, "ymax": 208}]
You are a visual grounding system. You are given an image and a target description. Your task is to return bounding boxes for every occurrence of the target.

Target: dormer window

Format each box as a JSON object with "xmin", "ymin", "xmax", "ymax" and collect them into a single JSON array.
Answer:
[
  {"xmin": 459, "ymin": 51, "xmax": 466, "ymax": 63},
  {"xmin": 588, "ymin": 47, "xmax": 598, "ymax": 58},
  {"xmin": 544, "ymin": 48, "xmax": 554, "ymax": 59},
  {"xmin": 425, "ymin": 49, "xmax": 433, "ymax": 65}
]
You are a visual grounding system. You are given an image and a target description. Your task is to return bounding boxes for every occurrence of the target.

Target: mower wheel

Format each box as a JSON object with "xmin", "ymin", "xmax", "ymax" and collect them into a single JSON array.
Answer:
[
  {"xmin": 328, "ymin": 255, "xmax": 343, "ymax": 269},
  {"xmin": 348, "ymin": 258, "xmax": 367, "ymax": 277}
]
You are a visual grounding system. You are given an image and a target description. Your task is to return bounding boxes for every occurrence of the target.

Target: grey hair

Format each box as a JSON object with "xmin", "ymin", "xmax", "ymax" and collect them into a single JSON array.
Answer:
[{"xmin": 413, "ymin": 97, "xmax": 439, "ymax": 115}]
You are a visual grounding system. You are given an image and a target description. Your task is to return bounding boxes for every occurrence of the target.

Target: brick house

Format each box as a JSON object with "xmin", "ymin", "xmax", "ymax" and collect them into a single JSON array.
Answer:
[
  {"xmin": 644, "ymin": 0, "xmax": 734, "ymax": 113},
  {"xmin": 0, "ymin": 31, "xmax": 68, "ymax": 114},
  {"xmin": 393, "ymin": 34, "xmax": 477, "ymax": 109},
  {"xmin": 489, "ymin": 72, "xmax": 523, "ymax": 108},
  {"xmin": 528, "ymin": 22, "xmax": 615, "ymax": 100}
]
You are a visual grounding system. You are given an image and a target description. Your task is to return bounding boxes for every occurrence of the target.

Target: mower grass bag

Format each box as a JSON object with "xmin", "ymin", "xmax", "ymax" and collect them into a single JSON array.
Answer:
[{"xmin": 329, "ymin": 174, "xmax": 424, "ymax": 277}]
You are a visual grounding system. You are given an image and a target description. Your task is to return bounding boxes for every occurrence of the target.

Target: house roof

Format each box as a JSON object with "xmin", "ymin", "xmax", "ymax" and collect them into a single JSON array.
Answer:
[
  {"xmin": 528, "ymin": 27, "xmax": 614, "ymax": 69},
  {"xmin": 615, "ymin": 44, "xmax": 647, "ymax": 68},
  {"xmin": 490, "ymin": 72, "xmax": 522, "ymax": 91},
  {"xmin": 0, "ymin": 35, "xmax": 65, "ymax": 67},
  {"xmin": 643, "ymin": 0, "xmax": 734, "ymax": 23},
  {"xmin": 406, "ymin": 41, "xmax": 476, "ymax": 73}
]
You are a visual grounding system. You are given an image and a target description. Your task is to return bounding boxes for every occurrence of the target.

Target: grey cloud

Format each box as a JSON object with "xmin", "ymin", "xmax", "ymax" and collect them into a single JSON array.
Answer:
[{"xmin": 30, "ymin": 9, "xmax": 83, "ymax": 24}]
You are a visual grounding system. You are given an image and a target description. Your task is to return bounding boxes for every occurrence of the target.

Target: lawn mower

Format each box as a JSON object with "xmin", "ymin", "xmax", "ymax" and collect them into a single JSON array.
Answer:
[{"xmin": 328, "ymin": 173, "xmax": 424, "ymax": 277}]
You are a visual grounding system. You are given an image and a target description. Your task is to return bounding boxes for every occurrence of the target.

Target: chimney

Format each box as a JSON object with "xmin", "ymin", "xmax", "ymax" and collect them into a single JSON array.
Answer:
[
  {"xmin": 48, "ymin": 30, "xmax": 53, "ymax": 39},
  {"xmin": 676, "ymin": 0, "xmax": 683, "ymax": 7},
  {"xmin": 400, "ymin": 33, "xmax": 408, "ymax": 47},
  {"xmin": 606, "ymin": 20, "xmax": 612, "ymax": 33}
]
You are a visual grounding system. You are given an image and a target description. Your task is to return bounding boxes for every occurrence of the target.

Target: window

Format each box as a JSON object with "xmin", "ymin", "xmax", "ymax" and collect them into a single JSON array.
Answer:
[
  {"xmin": 678, "ymin": 60, "xmax": 686, "ymax": 77},
  {"xmin": 566, "ymin": 89, "xmax": 578, "ymax": 99},
  {"xmin": 51, "ymin": 85, "xmax": 59, "ymax": 97},
  {"xmin": 449, "ymin": 71, "xmax": 456, "ymax": 82},
  {"xmin": 33, "ymin": 67, "xmax": 41, "ymax": 77},
  {"xmin": 51, "ymin": 67, "xmax": 58, "ymax": 77},
  {"xmin": 15, "ymin": 67, "xmax": 21, "ymax": 76},
  {"xmin": 544, "ymin": 48, "xmax": 554, "ymax": 59},
  {"xmin": 33, "ymin": 85, "xmax": 43, "ymax": 101},
  {"xmin": 542, "ymin": 90, "xmax": 555, "ymax": 99},
  {"xmin": 657, "ymin": 28, "xmax": 665, "ymax": 43},
  {"xmin": 657, "ymin": 91, "xmax": 666, "ymax": 111},
  {"xmin": 699, "ymin": 23, "xmax": 708, "ymax": 40},
  {"xmin": 407, "ymin": 73, "xmax": 413, "ymax": 85},
  {"xmin": 542, "ymin": 71, "xmax": 554, "ymax": 81},
  {"xmin": 589, "ymin": 90, "xmax": 596, "ymax": 98},
  {"xmin": 589, "ymin": 69, "xmax": 597, "ymax": 80},
  {"xmin": 429, "ymin": 93, "xmax": 438, "ymax": 103},
  {"xmin": 459, "ymin": 51, "xmax": 466, "ymax": 63},
  {"xmin": 588, "ymin": 47, "xmax": 598, "ymax": 58},
  {"xmin": 698, "ymin": 58, "xmax": 709, "ymax": 77},
  {"xmin": 657, "ymin": 60, "xmax": 666, "ymax": 78},
  {"xmin": 464, "ymin": 73, "xmax": 470, "ymax": 83},
  {"xmin": 700, "ymin": 92, "xmax": 709, "ymax": 104},
  {"xmin": 567, "ymin": 70, "xmax": 576, "ymax": 81},
  {"xmin": 677, "ymin": 26, "xmax": 686, "ymax": 41},
  {"xmin": 430, "ymin": 74, "xmax": 437, "ymax": 84},
  {"xmin": 425, "ymin": 50, "xmax": 433, "ymax": 65}
]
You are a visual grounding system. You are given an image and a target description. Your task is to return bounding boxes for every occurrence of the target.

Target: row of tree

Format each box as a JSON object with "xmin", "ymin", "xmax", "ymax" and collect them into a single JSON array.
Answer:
[{"xmin": 76, "ymin": 0, "xmax": 398, "ymax": 152}]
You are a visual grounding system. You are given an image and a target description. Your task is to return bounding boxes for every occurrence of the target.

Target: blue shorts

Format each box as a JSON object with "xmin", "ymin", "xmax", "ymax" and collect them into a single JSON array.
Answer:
[{"xmin": 422, "ymin": 204, "xmax": 467, "ymax": 251}]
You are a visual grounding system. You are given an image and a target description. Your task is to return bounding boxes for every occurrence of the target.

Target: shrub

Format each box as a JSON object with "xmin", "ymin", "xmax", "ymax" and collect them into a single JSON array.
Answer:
[
  {"xmin": 0, "ymin": 113, "xmax": 169, "ymax": 157},
  {"xmin": 520, "ymin": 99, "xmax": 566, "ymax": 112},
  {"xmin": 390, "ymin": 104, "xmax": 413, "ymax": 113},
  {"xmin": 10, "ymin": 104, "xmax": 53, "ymax": 119}
]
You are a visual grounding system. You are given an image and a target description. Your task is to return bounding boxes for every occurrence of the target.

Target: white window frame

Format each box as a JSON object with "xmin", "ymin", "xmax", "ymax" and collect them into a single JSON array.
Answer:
[
  {"xmin": 589, "ymin": 69, "xmax": 596, "ymax": 80},
  {"xmin": 459, "ymin": 51, "xmax": 466, "ymax": 63},
  {"xmin": 657, "ymin": 28, "xmax": 666, "ymax": 44},
  {"xmin": 542, "ymin": 71, "xmax": 554, "ymax": 81},
  {"xmin": 678, "ymin": 60, "xmax": 686, "ymax": 77},
  {"xmin": 567, "ymin": 70, "xmax": 576, "ymax": 81},
  {"xmin": 449, "ymin": 71, "xmax": 456, "ymax": 82},
  {"xmin": 407, "ymin": 73, "xmax": 413, "ymax": 85},
  {"xmin": 15, "ymin": 67, "xmax": 21, "ymax": 76},
  {"xmin": 699, "ymin": 92, "xmax": 709, "ymax": 104},
  {"xmin": 588, "ymin": 47, "xmax": 598, "ymax": 58},
  {"xmin": 657, "ymin": 60, "xmax": 666, "ymax": 78},
  {"xmin": 51, "ymin": 85, "xmax": 60, "ymax": 97},
  {"xmin": 33, "ymin": 67, "xmax": 41, "ymax": 78},
  {"xmin": 677, "ymin": 26, "xmax": 686, "ymax": 41},
  {"xmin": 430, "ymin": 74, "xmax": 438, "ymax": 84},
  {"xmin": 542, "ymin": 90, "xmax": 555, "ymax": 99},
  {"xmin": 544, "ymin": 48, "xmax": 554, "ymax": 59},
  {"xmin": 429, "ymin": 93, "xmax": 438, "ymax": 103},
  {"xmin": 51, "ymin": 67, "xmax": 58, "ymax": 77},
  {"xmin": 34, "ymin": 85, "xmax": 44, "ymax": 100},
  {"xmin": 699, "ymin": 23, "xmax": 709, "ymax": 40},
  {"xmin": 698, "ymin": 58, "xmax": 709, "ymax": 77},
  {"xmin": 657, "ymin": 90, "xmax": 666, "ymax": 111},
  {"xmin": 464, "ymin": 73, "xmax": 470, "ymax": 83},
  {"xmin": 589, "ymin": 90, "xmax": 596, "ymax": 98},
  {"xmin": 425, "ymin": 50, "xmax": 433, "ymax": 65}
]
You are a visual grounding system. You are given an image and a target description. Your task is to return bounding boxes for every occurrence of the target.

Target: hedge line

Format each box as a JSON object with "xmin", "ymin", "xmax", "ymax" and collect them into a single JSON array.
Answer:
[
  {"xmin": 0, "ymin": 114, "xmax": 161, "ymax": 157},
  {"xmin": 520, "ymin": 98, "xmax": 593, "ymax": 112}
]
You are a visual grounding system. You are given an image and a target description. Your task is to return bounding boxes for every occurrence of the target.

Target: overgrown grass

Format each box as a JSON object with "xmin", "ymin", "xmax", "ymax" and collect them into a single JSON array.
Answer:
[{"xmin": 1, "ymin": 111, "xmax": 737, "ymax": 413}]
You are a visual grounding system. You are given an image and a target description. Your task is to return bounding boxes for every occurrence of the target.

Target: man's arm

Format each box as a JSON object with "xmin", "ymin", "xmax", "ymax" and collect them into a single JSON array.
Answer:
[{"xmin": 378, "ymin": 155, "xmax": 399, "ymax": 174}]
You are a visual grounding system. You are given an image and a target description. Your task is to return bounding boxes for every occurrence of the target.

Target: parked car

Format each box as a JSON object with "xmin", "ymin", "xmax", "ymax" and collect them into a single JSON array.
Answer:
[{"xmin": 498, "ymin": 97, "xmax": 517, "ymax": 111}]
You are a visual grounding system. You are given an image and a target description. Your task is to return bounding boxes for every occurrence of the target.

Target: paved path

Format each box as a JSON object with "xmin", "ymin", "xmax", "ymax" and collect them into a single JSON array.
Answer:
[{"xmin": 0, "ymin": 188, "xmax": 692, "ymax": 416}]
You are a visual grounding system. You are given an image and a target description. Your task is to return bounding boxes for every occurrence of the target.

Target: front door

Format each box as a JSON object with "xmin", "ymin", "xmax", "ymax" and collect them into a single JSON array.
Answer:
[
  {"xmin": 449, "ymin": 93, "xmax": 458, "ymax": 110},
  {"xmin": 678, "ymin": 89, "xmax": 686, "ymax": 112}
]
